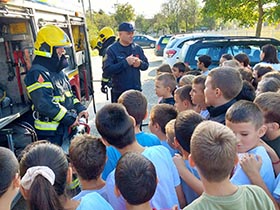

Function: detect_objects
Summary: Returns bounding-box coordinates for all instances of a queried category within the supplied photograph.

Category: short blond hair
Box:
[191,121,237,182]
[165,119,176,145]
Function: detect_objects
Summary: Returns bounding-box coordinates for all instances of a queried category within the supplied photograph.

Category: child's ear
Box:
[13,173,20,189]
[143,110,148,120]
[66,166,73,184]
[258,125,267,138]
[129,116,136,127]
[234,154,239,166]
[173,138,181,149]
[215,88,222,97]
[114,185,121,197]
[183,99,190,109]
[271,122,280,131]
[20,185,29,200]
[101,137,110,146]
[69,163,77,174]
[188,154,196,167]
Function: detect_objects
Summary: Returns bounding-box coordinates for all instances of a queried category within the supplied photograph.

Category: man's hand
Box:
[132,57,141,68]
[126,54,136,66]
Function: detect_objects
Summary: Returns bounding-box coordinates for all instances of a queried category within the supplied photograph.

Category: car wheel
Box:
[150,43,155,48]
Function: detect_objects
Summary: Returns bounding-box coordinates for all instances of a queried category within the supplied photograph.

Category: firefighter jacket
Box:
[24,55,86,136]
[102,41,149,93]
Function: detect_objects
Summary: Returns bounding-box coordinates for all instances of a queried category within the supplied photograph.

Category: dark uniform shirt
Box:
[102,41,149,101]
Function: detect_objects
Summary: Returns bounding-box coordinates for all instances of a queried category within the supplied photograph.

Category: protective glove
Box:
[101,78,109,94]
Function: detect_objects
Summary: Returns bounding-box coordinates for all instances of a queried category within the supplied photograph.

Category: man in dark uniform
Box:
[102,22,149,102]
[24,25,88,146]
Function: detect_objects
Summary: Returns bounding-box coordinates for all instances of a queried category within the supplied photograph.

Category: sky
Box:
[88,0,167,18]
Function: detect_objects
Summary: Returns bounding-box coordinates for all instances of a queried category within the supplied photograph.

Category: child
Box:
[174,85,195,112]
[155,72,177,105]
[225,100,275,193]
[69,134,108,201]
[165,119,176,150]
[184,121,275,210]
[0,147,20,210]
[19,142,113,210]
[179,74,196,87]
[197,55,211,75]
[102,90,161,180]
[172,62,187,83]
[115,152,157,210]
[95,104,185,209]
[156,63,172,75]
[173,110,204,204]
[205,66,242,124]
[254,92,280,158]
[149,104,178,156]
[189,75,209,118]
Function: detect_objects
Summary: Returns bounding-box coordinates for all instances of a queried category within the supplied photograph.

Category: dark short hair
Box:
[221,53,234,61]
[173,62,187,73]
[226,100,263,129]
[174,85,194,106]
[69,134,106,181]
[234,53,250,67]
[95,104,135,149]
[118,90,147,126]
[175,111,204,153]
[235,80,256,102]
[150,104,177,134]
[208,67,243,100]
[0,147,19,197]
[115,152,157,205]
[198,55,212,68]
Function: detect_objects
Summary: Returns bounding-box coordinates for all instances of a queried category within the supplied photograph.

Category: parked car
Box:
[178,36,280,70]
[133,35,157,48]
[163,33,222,67]
[154,34,172,56]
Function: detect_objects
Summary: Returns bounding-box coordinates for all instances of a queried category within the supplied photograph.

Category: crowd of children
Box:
[2,44,280,210]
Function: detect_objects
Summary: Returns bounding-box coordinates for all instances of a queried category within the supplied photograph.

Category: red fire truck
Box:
[0,0,94,152]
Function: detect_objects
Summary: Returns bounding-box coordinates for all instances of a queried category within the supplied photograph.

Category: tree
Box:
[114,3,135,25]
[135,15,151,34]
[202,0,280,37]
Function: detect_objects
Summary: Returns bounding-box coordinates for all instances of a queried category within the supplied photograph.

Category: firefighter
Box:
[24,25,88,146]
[96,27,116,99]
[102,22,149,102]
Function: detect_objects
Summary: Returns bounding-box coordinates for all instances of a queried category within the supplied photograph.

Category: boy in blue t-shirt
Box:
[96,104,186,209]
[149,104,178,157]
[225,100,275,192]
[102,90,161,180]
[173,110,204,204]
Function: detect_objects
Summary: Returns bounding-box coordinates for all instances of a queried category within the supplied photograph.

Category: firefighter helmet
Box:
[34,25,72,58]
[90,36,102,50]
[98,27,115,44]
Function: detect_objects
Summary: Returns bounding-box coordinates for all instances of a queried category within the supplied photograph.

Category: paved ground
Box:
[87,48,163,136]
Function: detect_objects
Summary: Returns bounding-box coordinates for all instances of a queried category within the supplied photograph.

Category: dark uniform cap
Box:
[118,22,135,32]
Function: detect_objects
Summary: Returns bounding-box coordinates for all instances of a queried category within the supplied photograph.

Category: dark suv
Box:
[154,34,172,56]
[178,36,280,70]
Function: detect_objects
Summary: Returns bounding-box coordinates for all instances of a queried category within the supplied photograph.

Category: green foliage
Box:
[202,0,280,36]
[135,15,151,34]
[114,3,136,25]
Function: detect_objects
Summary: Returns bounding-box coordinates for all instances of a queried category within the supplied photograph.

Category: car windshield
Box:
[166,37,178,48]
